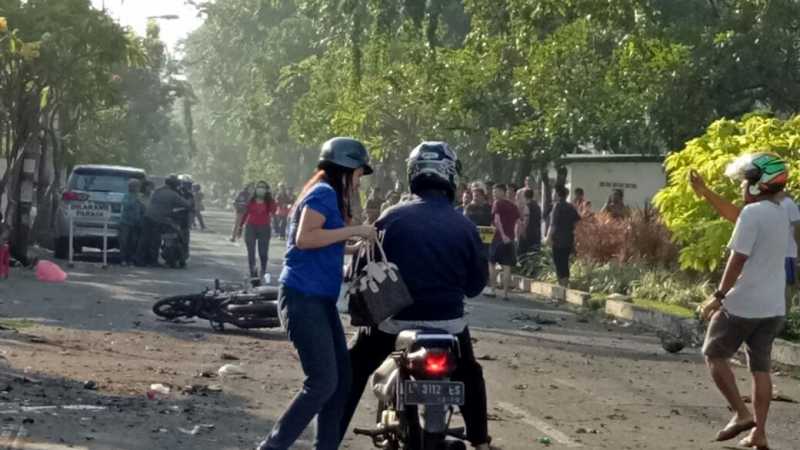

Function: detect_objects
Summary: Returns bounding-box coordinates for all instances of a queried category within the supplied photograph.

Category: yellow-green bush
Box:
[654,114,800,272]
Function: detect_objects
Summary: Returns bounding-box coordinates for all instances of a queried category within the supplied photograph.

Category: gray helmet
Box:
[318,137,373,175]
[407,141,460,200]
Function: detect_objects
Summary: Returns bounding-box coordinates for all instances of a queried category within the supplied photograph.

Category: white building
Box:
[552,154,666,210]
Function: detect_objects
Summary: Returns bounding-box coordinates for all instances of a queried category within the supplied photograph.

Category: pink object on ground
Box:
[35,260,67,282]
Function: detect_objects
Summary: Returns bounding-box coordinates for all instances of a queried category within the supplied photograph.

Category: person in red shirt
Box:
[235,180,277,278]
[487,184,520,299]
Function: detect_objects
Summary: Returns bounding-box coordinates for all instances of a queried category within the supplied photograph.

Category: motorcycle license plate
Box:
[403,380,465,406]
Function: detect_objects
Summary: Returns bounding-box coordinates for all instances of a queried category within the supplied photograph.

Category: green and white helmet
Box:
[725,152,788,196]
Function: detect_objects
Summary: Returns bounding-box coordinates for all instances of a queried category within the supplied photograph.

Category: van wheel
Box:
[54,237,69,259]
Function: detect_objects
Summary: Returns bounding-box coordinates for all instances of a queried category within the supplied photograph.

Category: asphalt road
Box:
[0,209,797,450]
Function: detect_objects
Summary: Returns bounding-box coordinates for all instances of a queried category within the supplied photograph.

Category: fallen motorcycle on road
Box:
[152,279,279,331]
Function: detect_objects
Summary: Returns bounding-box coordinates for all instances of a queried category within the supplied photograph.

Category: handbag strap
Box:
[347,247,360,280]
[374,231,390,264]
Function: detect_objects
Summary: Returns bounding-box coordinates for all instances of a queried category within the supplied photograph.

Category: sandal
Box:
[738,436,770,450]
[715,419,755,441]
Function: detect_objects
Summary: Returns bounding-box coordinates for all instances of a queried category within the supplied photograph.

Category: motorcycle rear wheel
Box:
[153,294,203,319]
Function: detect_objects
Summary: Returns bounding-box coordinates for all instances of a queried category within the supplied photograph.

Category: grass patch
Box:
[0,319,36,330]
[632,298,695,319]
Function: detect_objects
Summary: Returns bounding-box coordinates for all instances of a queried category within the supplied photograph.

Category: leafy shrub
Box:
[630,270,710,308]
[517,246,554,278]
[654,114,800,272]
[781,311,800,343]
[574,206,678,266]
[526,258,709,308]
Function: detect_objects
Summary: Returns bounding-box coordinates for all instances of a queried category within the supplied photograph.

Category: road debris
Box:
[182,384,223,395]
[83,380,97,390]
[178,424,215,436]
[220,353,240,361]
[218,364,246,377]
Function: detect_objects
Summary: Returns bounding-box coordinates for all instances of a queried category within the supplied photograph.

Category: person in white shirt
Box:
[697,153,789,450]
[691,169,800,313]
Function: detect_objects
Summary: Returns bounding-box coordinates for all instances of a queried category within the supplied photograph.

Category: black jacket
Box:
[377,192,488,321]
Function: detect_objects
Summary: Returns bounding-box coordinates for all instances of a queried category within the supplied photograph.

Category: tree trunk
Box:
[516,154,533,186]
[540,167,552,235]
[32,128,52,245]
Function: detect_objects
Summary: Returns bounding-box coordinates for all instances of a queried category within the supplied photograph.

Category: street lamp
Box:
[147,14,180,20]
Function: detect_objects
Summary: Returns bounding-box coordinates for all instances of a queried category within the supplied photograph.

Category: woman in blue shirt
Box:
[258,137,376,450]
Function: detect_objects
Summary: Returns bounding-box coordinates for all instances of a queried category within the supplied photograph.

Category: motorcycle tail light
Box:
[407,349,455,378]
[424,353,450,376]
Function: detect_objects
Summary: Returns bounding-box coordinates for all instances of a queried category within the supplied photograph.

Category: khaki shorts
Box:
[702,310,785,372]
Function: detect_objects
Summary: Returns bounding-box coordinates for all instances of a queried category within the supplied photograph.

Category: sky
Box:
[90,0,205,51]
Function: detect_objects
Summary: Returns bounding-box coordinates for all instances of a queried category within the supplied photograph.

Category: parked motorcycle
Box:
[152,279,280,331]
[354,329,468,450]
[160,207,189,268]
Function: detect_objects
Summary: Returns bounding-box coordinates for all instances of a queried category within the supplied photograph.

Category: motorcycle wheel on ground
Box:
[152,294,202,319]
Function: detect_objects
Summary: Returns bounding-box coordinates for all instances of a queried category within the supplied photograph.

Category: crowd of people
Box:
[451,177,594,297]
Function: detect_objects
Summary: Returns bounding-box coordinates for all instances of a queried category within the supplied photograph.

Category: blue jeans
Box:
[258,286,351,450]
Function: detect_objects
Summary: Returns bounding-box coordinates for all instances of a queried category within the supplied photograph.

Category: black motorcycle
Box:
[354,329,467,450]
[160,207,189,269]
[152,279,280,331]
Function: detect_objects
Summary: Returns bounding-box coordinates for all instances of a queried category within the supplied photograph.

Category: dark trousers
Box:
[192,211,205,229]
[245,223,271,277]
[552,246,572,279]
[258,286,350,450]
[340,326,489,445]
[181,226,190,259]
[274,215,288,239]
[118,224,140,265]
[135,217,161,266]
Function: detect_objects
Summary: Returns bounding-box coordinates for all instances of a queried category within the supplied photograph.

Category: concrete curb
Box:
[604,299,696,335]
[506,276,800,368]
[773,339,800,367]
[604,299,800,368]
[509,276,592,307]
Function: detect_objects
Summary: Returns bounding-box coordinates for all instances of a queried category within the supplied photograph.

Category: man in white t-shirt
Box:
[691,170,800,312]
[696,153,789,450]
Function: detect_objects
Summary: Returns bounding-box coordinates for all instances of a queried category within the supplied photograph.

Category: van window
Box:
[69,170,145,193]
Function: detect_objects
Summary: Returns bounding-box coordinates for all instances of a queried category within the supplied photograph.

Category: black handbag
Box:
[345,232,413,327]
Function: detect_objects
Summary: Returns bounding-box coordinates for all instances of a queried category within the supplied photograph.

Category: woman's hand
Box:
[351,225,377,242]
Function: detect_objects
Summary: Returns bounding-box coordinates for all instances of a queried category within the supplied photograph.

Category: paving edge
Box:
[504,277,800,368]
[604,299,800,368]
[508,275,590,307]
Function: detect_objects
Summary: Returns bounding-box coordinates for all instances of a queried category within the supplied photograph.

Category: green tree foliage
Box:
[184,0,800,196]
[654,114,800,272]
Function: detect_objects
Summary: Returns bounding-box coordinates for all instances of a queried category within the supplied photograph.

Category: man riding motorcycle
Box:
[340,142,492,449]
[136,175,191,267]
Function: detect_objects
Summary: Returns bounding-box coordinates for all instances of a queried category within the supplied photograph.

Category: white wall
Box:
[566,161,666,210]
